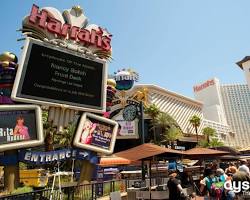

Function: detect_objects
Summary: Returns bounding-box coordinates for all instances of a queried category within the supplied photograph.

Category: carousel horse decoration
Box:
[131,88,149,107]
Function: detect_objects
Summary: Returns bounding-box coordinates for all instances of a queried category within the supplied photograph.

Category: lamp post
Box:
[139,101,146,182]
[140,101,145,144]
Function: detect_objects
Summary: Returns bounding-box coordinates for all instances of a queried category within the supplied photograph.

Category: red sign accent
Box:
[193,79,215,92]
[29,5,111,51]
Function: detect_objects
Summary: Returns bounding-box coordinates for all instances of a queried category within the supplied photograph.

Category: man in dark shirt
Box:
[167,170,183,200]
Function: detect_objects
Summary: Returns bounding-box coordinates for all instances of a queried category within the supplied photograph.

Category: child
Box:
[14,116,30,140]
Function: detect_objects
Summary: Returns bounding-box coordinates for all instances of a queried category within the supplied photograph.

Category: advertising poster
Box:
[0,105,43,151]
[73,113,118,154]
[113,114,139,139]
[12,38,107,113]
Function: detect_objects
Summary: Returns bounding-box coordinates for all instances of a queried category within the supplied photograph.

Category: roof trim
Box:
[236,56,250,69]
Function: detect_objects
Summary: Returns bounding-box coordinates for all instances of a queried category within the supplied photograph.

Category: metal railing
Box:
[0,179,127,200]
[0,177,169,200]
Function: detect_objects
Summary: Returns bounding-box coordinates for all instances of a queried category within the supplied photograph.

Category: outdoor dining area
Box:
[98,143,240,200]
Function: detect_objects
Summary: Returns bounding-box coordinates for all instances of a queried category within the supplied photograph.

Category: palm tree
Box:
[145,104,183,146]
[202,127,216,143]
[164,126,183,147]
[189,115,201,143]
[198,139,209,148]
[209,138,224,147]
[153,112,182,145]
[54,123,76,147]
[43,110,56,151]
[145,104,160,122]
[154,112,180,130]
[145,104,160,143]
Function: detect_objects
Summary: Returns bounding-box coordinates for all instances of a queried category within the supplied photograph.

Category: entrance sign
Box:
[73,113,118,154]
[0,105,43,151]
[11,38,107,113]
[18,148,98,165]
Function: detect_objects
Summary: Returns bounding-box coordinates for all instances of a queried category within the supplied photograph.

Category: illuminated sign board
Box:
[113,114,139,139]
[12,38,107,113]
[0,105,43,151]
[28,4,112,52]
[73,113,118,154]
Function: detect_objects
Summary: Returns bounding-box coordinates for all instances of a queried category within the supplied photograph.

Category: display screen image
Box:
[0,105,43,151]
[0,110,37,145]
[80,117,113,150]
[73,113,118,154]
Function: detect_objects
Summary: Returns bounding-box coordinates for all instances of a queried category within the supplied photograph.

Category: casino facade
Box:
[112,83,205,152]
[132,84,204,134]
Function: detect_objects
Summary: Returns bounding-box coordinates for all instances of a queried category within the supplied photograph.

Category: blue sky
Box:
[0,0,249,98]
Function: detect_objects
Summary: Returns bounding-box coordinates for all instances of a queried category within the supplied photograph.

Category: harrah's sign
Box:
[28,5,111,51]
[193,79,215,92]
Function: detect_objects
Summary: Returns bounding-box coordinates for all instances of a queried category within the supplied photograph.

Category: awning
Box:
[178,135,205,143]
[99,143,184,166]
[182,159,199,166]
[185,147,228,156]
[210,146,240,155]
[114,143,183,161]
[238,146,250,152]
[99,156,132,166]
[178,137,198,143]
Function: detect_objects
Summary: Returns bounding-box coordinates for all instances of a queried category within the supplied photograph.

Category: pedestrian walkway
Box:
[97,192,127,200]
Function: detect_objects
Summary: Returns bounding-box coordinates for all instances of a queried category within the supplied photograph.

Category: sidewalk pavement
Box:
[97,192,127,200]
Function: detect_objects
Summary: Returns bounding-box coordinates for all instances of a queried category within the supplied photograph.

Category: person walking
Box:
[167,170,185,200]
[200,169,217,200]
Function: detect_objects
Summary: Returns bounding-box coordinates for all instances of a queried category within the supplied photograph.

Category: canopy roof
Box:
[236,56,250,69]
[114,143,184,161]
[99,143,184,166]
[238,146,250,152]
[185,147,228,156]
[99,156,132,166]
[210,146,240,155]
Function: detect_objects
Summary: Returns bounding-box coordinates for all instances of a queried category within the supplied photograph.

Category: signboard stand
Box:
[50,162,63,200]
[3,4,114,190]
[71,159,75,182]
[3,150,19,192]
[78,160,95,185]
[96,166,104,196]
[48,106,75,132]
